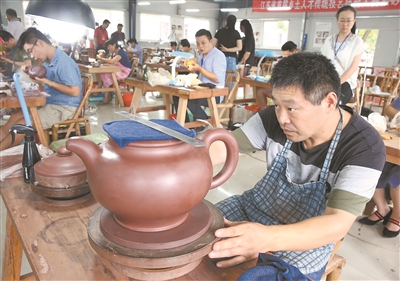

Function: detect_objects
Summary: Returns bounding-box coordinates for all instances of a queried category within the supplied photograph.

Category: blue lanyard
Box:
[334,33,351,59]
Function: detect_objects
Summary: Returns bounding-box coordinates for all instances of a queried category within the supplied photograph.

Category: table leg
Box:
[162,94,171,119]
[111,73,124,107]
[29,107,49,148]
[176,98,188,125]
[130,87,144,114]
[2,212,23,281]
[253,86,260,105]
[207,97,220,128]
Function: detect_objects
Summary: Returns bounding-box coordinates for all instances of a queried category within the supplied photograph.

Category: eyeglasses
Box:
[26,39,38,54]
[339,19,354,24]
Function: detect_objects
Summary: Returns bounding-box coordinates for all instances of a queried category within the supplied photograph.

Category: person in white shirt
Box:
[5,9,25,40]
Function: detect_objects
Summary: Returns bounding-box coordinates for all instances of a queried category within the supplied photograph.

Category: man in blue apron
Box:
[208,52,386,280]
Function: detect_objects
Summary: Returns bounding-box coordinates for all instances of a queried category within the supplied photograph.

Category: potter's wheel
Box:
[30,182,92,207]
[88,200,223,281]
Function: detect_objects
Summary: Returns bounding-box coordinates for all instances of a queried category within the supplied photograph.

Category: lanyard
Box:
[334,33,351,59]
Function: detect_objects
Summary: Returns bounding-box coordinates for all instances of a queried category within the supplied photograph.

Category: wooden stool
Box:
[321,239,346,280]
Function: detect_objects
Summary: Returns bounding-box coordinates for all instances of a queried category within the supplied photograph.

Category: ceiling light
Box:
[26,0,95,29]
[351,1,388,7]
[138,1,151,5]
[186,9,200,12]
[169,0,186,4]
[267,6,292,11]
[220,8,239,12]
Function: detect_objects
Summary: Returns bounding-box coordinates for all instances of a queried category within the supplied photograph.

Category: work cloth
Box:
[103,119,196,148]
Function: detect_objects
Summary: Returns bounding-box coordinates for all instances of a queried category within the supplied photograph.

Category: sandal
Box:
[358,208,392,225]
[383,218,400,238]
[98,100,111,105]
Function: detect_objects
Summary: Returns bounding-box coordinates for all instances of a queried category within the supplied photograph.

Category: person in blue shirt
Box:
[96,37,131,104]
[127,38,143,65]
[173,29,226,123]
[0,27,81,151]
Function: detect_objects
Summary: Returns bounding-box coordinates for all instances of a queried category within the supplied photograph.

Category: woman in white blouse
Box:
[321,5,364,105]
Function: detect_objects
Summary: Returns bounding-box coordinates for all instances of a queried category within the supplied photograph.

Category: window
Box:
[183,18,210,43]
[262,21,289,49]
[357,29,379,67]
[140,13,170,41]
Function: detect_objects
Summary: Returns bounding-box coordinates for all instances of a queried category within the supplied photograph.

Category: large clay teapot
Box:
[66,128,238,232]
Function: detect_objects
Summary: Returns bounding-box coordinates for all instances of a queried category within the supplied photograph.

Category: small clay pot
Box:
[25,65,47,79]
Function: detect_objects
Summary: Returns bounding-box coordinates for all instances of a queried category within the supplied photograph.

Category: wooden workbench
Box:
[383,128,400,165]
[239,77,271,106]
[124,78,229,128]
[0,94,48,148]
[77,64,124,106]
[0,177,255,281]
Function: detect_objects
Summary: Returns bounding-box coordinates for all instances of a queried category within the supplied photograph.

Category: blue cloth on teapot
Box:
[103,119,196,148]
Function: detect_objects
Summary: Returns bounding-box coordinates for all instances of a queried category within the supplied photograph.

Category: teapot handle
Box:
[198,128,239,189]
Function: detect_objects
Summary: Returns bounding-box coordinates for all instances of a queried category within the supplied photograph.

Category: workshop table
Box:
[239,77,271,106]
[0,94,48,147]
[1,177,256,281]
[77,64,124,106]
[124,78,229,128]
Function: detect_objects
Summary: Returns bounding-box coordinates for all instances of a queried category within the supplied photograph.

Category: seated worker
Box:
[180,38,197,59]
[0,30,35,79]
[359,98,400,238]
[170,41,178,52]
[96,37,131,105]
[126,38,143,64]
[0,28,81,151]
[173,29,226,123]
[256,41,299,110]
[208,52,386,280]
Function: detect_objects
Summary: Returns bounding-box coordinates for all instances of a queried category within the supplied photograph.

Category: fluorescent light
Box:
[186,9,199,12]
[267,6,292,11]
[351,1,388,7]
[220,8,238,12]
[169,0,186,4]
[138,1,151,5]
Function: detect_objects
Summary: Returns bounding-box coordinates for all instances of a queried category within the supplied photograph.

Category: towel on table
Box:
[103,119,196,148]
[238,253,311,281]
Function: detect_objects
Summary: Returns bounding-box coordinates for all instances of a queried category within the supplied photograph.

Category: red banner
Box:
[252,0,400,12]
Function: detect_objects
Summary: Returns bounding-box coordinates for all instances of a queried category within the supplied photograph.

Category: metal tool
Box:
[115,111,205,147]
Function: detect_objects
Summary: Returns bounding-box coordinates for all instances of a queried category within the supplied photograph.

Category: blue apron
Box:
[217,109,343,275]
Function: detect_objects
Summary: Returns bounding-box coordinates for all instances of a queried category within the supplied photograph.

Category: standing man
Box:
[173,29,226,123]
[94,19,110,54]
[208,52,385,280]
[0,28,82,151]
[111,23,125,44]
[4,9,25,39]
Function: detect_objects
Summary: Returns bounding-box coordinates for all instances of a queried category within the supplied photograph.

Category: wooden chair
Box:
[260,60,273,76]
[217,70,240,129]
[85,47,96,59]
[362,69,400,115]
[45,73,93,142]
[322,239,346,281]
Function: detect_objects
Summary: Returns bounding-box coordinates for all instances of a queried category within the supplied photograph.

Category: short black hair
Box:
[105,37,120,48]
[127,38,138,44]
[170,41,178,47]
[180,39,190,47]
[0,30,14,42]
[195,29,212,40]
[103,19,110,24]
[269,52,341,106]
[117,23,123,27]
[281,41,297,52]
[6,9,17,17]
[18,28,52,49]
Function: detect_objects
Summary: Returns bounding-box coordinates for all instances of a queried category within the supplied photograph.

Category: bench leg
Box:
[2,212,23,281]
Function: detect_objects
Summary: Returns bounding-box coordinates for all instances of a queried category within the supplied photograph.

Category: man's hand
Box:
[220,44,229,52]
[187,62,201,72]
[208,218,266,268]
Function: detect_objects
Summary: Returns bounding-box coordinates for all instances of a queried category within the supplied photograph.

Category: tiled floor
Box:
[0,91,399,280]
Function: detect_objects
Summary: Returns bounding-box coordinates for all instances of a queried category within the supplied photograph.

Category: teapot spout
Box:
[66,137,101,171]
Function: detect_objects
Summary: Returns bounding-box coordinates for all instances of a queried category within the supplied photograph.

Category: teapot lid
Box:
[34,146,86,177]
[103,119,196,148]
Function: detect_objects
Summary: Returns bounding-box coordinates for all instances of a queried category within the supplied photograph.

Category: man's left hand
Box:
[208,218,267,268]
